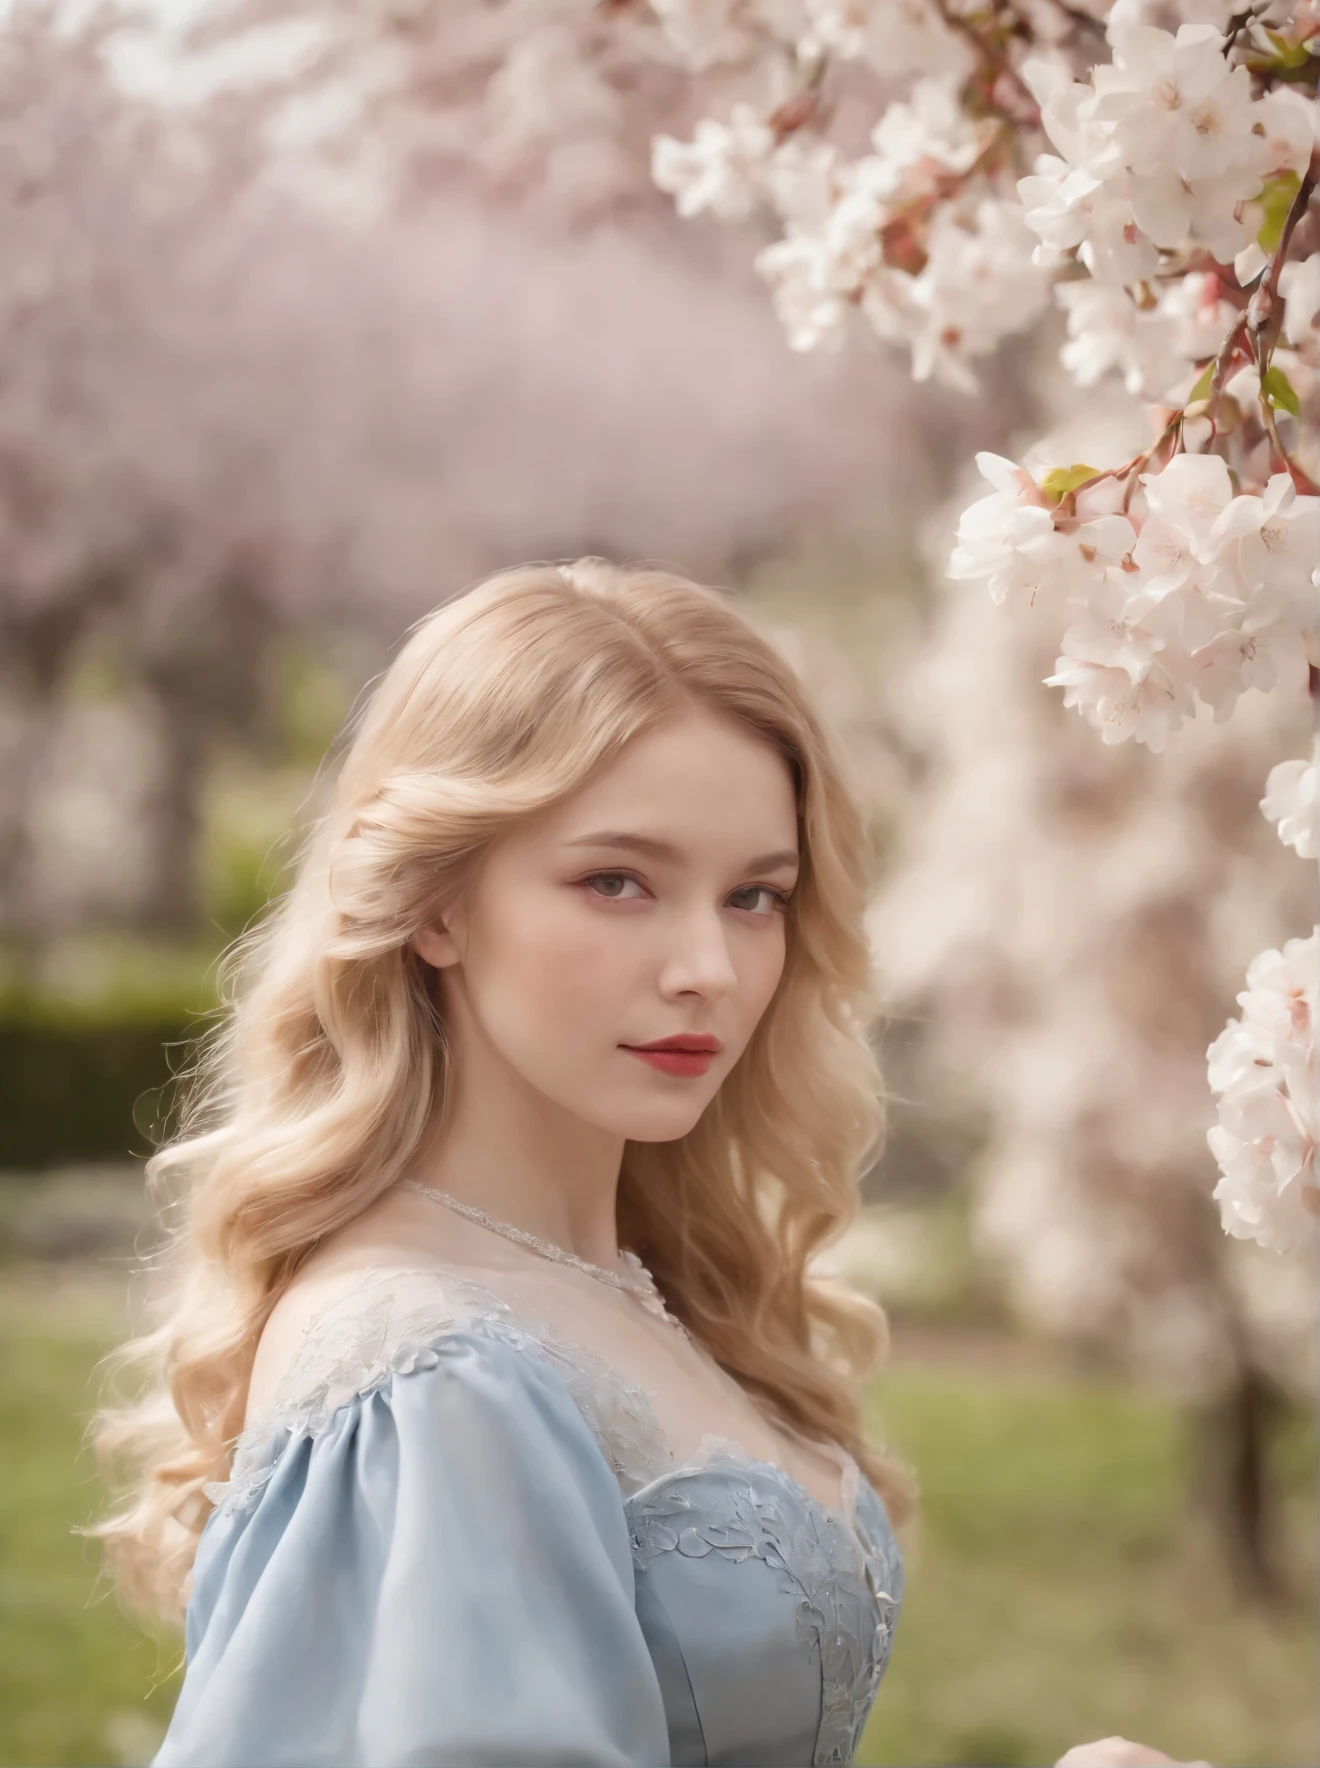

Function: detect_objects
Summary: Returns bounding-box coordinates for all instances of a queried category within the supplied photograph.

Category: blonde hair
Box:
[82,556,917,1629]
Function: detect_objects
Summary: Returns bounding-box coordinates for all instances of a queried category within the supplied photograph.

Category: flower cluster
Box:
[1054,271,1240,404]
[654,72,1053,385]
[640,0,1320,1263]
[1208,932,1319,1254]
[1018,25,1316,282]
[949,451,1320,750]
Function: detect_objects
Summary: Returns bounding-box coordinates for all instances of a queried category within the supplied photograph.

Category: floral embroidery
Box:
[203,1264,903,1766]
[628,1452,902,1766]
[206,1267,670,1512]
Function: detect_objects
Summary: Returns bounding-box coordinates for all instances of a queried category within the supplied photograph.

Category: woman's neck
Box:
[401,1088,628,1270]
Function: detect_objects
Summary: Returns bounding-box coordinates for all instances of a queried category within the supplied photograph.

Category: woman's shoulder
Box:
[211,1253,673,1522]
[244,1253,516,1433]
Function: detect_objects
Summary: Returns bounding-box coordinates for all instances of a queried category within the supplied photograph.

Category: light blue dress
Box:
[152,1265,904,1768]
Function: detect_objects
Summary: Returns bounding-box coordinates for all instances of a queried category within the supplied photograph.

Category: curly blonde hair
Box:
[82,556,917,1629]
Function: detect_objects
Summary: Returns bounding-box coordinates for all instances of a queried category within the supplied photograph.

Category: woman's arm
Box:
[155,1330,672,1768]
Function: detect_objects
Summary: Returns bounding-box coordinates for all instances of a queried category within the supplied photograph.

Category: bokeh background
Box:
[1,2,1315,1764]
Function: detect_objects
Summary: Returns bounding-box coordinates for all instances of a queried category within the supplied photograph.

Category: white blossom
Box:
[1208,472,1320,637]
[1018,28,1313,282]
[1096,23,1260,184]
[947,451,1069,605]
[755,228,854,350]
[646,0,776,69]
[747,77,1040,378]
[1280,253,1320,350]
[1056,271,1237,401]
[760,132,841,229]
[800,0,869,58]
[799,0,976,78]
[1261,751,1319,859]
[1208,932,1319,1254]
[953,451,1319,749]
[652,104,777,218]
[861,197,1053,391]
[1046,604,1196,751]
[865,73,989,193]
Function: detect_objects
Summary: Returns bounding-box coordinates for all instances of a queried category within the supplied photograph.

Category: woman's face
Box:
[413,707,800,1143]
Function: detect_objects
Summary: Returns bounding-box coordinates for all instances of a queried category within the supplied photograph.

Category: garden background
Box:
[1,1,1315,1763]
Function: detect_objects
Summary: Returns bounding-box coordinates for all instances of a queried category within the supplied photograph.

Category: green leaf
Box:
[1263,364,1301,417]
[1039,463,1100,504]
[1185,362,1215,405]
[1255,170,1302,253]
[1263,29,1312,69]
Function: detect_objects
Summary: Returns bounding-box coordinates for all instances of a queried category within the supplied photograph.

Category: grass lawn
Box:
[0,1270,1314,1768]
[860,1347,1317,1767]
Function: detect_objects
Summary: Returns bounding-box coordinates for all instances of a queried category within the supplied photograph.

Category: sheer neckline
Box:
[236,1257,865,1537]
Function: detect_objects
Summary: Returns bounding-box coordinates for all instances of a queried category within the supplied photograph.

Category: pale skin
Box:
[255,705,1211,1768]
[395,702,801,1268]
[251,704,800,1348]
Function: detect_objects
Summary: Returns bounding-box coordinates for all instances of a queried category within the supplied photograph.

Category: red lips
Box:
[625,1034,723,1053]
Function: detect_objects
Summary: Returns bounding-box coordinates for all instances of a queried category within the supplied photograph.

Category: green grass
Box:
[0,1281,1314,1767]
[0,1314,185,1767]
[859,1364,1317,1767]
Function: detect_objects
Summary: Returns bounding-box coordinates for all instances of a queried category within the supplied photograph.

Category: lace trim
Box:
[205,1266,672,1513]
[202,1263,901,1766]
[628,1454,901,1766]
[206,1264,867,1537]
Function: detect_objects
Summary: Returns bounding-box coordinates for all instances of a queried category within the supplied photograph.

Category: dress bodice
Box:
[159,1262,904,1768]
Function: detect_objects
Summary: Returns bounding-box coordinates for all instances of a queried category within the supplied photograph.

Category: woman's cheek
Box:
[748,932,788,1020]
[515,899,623,1010]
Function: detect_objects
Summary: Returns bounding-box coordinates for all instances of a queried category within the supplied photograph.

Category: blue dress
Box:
[152,1264,904,1768]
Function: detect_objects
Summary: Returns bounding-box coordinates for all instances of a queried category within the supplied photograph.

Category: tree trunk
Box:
[1187,1366,1298,1611]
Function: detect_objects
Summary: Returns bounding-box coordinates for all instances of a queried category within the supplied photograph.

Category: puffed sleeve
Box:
[153,1330,672,1768]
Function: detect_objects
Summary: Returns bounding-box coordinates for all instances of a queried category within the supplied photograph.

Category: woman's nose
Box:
[661,911,739,997]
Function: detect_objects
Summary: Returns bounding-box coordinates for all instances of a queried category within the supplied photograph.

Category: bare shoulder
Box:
[244,1214,440,1431]
[245,1264,362,1431]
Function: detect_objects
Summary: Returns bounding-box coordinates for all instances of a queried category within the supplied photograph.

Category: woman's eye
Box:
[584,872,645,901]
[731,885,791,916]
[582,874,789,915]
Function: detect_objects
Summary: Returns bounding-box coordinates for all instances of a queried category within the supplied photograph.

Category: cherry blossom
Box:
[647,0,779,70]
[1055,273,1239,402]
[1208,933,1319,1254]
[180,0,1316,1271]
[863,198,1053,391]
[1261,752,1319,860]
[652,104,777,218]
[870,528,1318,1404]
[946,453,1068,607]
[617,0,1320,1288]
[1018,28,1316,280]
[798,0,975,77]
[951,450,1319,752]
[1280,255,1320,350]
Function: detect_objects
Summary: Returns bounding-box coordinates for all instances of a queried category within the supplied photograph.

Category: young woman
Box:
[85,558,1208,1768]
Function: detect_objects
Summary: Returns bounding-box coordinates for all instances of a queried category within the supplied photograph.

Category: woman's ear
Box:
[410,924,459,969]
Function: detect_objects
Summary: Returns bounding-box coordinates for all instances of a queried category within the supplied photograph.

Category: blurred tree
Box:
[0,0,1014,947]
[868,403,1318,1604]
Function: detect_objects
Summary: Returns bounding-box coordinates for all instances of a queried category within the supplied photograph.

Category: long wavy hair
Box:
[82,556,917,1630]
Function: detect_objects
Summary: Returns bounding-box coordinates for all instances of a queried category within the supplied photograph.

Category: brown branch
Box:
[1059,163,1319,509]
[1248,161,1319,361]
[930,0,1042,128]
[1203,308,1253,431]
[1252,376,1318,492]
[1246,321,1320,494]
[1051,404,1184,519]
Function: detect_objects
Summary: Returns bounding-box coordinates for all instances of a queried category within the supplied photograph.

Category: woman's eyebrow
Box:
[563,830,800,872]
